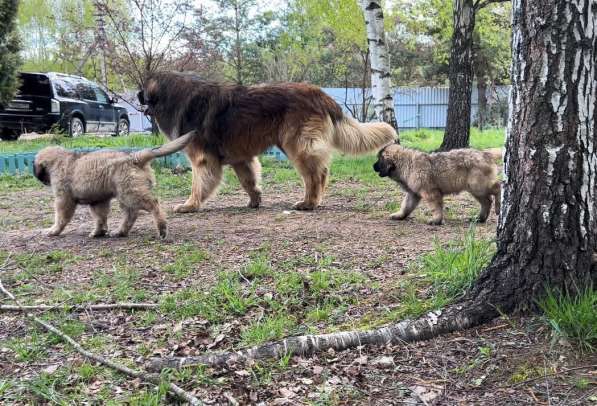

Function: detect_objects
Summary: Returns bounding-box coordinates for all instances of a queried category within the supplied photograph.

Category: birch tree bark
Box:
[360,0,398,132]
[148,0,597,369]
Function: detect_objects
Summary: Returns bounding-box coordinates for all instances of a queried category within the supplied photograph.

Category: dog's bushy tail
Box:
[331,117,397,155]
[133,130,195,166]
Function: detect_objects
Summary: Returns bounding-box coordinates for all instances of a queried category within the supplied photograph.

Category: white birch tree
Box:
[360,0,398,131]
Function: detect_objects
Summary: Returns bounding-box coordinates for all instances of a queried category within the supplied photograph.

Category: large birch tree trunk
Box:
[360,0,399,132]
[439,0,476,151]
[147,0,597,370]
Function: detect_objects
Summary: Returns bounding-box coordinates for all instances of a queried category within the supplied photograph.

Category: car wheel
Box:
[116,118,129,136]
[69,116,85,137]
[0,129,19,141]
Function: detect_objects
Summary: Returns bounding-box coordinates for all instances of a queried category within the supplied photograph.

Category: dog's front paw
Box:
[173,203,199,213]
[389,212,407,221]
[292,201,316,211]
[46,227,62,236]
[111,230,129,238]
[474,216,488,224]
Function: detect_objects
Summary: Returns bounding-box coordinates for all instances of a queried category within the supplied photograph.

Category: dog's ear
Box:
[137,90,145,105]
[33,161,50,185]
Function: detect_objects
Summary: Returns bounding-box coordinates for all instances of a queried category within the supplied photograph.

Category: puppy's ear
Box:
[34,162,50,185]
[137,90,145,105]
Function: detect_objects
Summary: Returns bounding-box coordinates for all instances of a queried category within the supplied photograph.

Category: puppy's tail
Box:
[132,130,196,166]
[331,117,397,155]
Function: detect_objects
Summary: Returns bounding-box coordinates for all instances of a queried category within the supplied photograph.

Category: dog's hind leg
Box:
[289,152,330,210]
[48,196,76,236]
[491,181,502,215]
[143,198,167,238]
[174,152,222,213]
[390,192,421,220]
[114,206,139,237]
[232,157,262,208]
[89,200,110,237]
[421,190,444,225]
[472,194,492,223]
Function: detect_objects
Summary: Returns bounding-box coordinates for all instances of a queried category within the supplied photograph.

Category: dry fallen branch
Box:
[0,279,201,405]
[0,303,159,312]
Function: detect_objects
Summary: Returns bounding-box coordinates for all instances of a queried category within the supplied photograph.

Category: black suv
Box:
[0,72,130,140]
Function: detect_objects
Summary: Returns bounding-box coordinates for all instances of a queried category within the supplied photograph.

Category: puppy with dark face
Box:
[34,132,194,238]
[373,144,501,225]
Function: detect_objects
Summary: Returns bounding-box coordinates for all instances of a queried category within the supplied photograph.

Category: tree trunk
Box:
[360,0,399,132]
[470,0,597,312]
[476,77,487,131]
[146,0,597,371]
[439,0,476,151]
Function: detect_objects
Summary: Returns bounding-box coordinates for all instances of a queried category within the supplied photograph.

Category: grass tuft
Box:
[537,284,596,353]
[420,226,494,299]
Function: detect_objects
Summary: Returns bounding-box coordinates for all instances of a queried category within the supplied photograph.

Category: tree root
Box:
[147,301,495,371]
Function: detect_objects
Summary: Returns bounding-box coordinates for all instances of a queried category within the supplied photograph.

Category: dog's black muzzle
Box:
[373,160,390,177]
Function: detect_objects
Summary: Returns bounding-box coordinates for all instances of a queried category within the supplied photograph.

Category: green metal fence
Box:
[0,147,287,176]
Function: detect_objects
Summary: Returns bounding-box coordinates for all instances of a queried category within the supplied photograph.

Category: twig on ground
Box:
[0,303,159,312]
[0,278,201,405]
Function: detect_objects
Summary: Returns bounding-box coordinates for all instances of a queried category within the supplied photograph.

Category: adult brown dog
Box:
[373,143,501,225]
[34,132,194,238]
[138,72,397,212]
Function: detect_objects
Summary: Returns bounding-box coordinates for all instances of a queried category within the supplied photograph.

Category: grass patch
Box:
[241,314,297,346]
[353,227,494,329]
[1,250,79,283]
[538,284,596,353]
[163,243,209,279]
[0,133,164,154]
[420,226,495,299]
[400,127,505,152]
[160,271,256,321]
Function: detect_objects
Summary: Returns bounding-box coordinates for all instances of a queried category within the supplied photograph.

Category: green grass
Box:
[0,133,164,154]
[400,128,505,152]
[163,243,209,279]
[241,314,297,346]
[352,227,494,330]
[538,284,596,353]
[420,226,495,299]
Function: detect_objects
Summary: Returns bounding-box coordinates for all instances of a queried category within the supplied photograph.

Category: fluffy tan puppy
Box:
[34,132,194,238]
[373,143,501,225]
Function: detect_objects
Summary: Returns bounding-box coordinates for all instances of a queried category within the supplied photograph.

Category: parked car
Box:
[0,72,130,140]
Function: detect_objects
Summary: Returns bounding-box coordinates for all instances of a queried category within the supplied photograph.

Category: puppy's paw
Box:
[427,218,443,226]
[173,203,199,213]
[389,212,407,221]
[89,229,108,238]
[292,201,316,211]
[475,216,488,224]
[111,230,129,238]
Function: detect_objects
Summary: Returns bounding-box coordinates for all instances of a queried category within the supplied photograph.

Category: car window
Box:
[93,86,109,104]
[18,74,52,97]
[75,81,97,101]
[52,78,80,99]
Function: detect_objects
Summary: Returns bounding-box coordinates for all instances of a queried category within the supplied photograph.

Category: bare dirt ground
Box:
[0,178,595,405]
